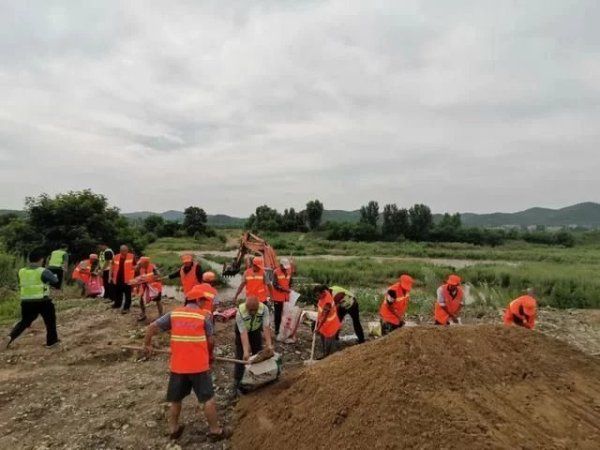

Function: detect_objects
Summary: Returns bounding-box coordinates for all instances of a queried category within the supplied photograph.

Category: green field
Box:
[1,231,599,323]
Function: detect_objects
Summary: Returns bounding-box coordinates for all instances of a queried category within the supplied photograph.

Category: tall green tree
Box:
[183,206,208,236]
[382,204,409,239]
[246,205,282,231]
[359,201,379,227]
[1,190,144,259]
[305,200,324,230]
[407,203,433,241]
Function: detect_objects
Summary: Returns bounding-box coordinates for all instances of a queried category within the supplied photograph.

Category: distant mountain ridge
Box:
[4,202,600,228]
[459,202,600,228]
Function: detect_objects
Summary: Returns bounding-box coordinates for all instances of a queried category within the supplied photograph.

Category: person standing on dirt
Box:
[434,275,464,326]
[143,285,231,442]
[504,290,537,330]
[167,254,204,296]
[331,285,365,343]
[98,243,114,300]
[233,296,273,393]
[199,271,218,313]
[379,274,414,335]
[47,244,68,290]
[272,258,293,336]
[5,248,60,349]
[233,256,272,304]
[72,254,101,297]
[133,256,163,322]
[314,285,342,358]
[110,245,136,314]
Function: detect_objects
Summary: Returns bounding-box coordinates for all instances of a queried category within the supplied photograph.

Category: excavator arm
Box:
[222,232,279,277]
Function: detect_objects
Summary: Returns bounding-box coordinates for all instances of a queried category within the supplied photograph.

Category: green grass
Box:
[146,235,228,253]
[293,257,600,310]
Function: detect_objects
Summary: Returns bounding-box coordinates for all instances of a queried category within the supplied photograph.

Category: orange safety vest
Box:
[170,306,209,374]
[180,263,201,295]
[72,259,97,284]
[317,291,341,338]
[197,283,217,312]
[139,263,163,293]
[434,284,464,325]
[112,253,135,284]
[244,268,268,302]
[504,296,536,330]
[272,267,291,302]
[379,282,410,326]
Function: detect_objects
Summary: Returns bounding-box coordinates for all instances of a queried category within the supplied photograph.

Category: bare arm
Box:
[144,323,160,354]
[233,279,246,302]
[240,330,251,360]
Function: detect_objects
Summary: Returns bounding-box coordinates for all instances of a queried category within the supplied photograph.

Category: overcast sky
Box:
[1,0,599,216]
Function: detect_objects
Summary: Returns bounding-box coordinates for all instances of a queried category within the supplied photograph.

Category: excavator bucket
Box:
[222,261,241,277]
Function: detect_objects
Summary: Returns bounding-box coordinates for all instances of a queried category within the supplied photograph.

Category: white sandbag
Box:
[289,290,301,305]
[277,302,302,342]
[241,353,282,390]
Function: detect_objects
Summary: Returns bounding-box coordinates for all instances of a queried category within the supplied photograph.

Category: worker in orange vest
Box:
[110,245,136,313]
[314,285,342,358]
[504,292,537,330]
[133,256,164,322]
[234,256,273,304]
[272,258,293,336]
[72,254,101,296]
[144,285,230,442]
[199,271,218,314]
[167,254,204,296]
[379,274,414,335]
[434,274,464,325]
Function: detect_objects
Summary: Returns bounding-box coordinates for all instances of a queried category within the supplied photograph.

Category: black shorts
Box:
[166,371,214,403]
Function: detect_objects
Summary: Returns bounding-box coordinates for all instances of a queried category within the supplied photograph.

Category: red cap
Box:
[399,274,414,291]
[447,275,461,286]
[186,285,210,302]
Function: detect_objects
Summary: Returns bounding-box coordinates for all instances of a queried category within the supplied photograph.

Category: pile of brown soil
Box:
[233,325,600,449]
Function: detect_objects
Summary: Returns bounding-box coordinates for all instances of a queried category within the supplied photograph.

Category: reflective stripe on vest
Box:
[19,267,49,301]
[112,253,135,283]
[238,302,266,332]
[244,269,267,301]
[48,250,66,268]
[170,307,209,374]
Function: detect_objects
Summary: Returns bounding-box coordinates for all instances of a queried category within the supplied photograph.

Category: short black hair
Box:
[313,284,330,295]
[28,248,45,263]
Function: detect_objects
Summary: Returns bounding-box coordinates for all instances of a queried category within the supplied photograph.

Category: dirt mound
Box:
[233,325,600,450]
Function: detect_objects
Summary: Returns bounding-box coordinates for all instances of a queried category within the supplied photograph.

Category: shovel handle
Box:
[121,345,249,364]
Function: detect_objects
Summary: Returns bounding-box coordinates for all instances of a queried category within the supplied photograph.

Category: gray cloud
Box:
[1,0,599,216]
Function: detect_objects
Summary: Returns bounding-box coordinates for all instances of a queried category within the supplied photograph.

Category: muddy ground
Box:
[1,268,599,449]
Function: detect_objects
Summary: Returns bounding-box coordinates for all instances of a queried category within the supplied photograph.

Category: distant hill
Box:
[7,202,600,229]
[121,210,245,227]
[459,202,600,228]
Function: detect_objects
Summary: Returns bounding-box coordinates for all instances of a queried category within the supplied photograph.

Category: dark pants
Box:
[234,326,263,386]
[273,301,284,336]
[10,299,58,346]
[47,267,64,289]
[337,301,365,343]
[381,320,404,336]
[102,271,111,299]
[112,283,132,310]
[320,335,337,358]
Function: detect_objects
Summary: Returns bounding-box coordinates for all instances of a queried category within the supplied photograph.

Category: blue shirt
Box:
[154,303,214,337]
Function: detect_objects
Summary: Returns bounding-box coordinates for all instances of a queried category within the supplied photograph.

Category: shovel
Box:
[121,345,250,365]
